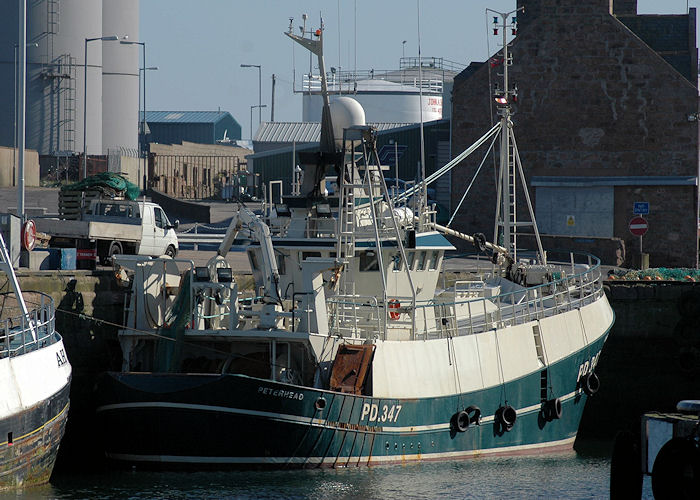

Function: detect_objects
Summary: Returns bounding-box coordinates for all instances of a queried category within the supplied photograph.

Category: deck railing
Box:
[0,292,59,358]
[326,251,604,341]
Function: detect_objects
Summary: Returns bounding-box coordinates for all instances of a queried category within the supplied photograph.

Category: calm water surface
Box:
[11,445,655,499]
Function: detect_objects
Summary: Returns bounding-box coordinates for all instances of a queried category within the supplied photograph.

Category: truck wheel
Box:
[108,241,123,264]
[165,245,177,258]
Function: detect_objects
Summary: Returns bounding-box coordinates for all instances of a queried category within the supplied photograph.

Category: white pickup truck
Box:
[36,199,179,264]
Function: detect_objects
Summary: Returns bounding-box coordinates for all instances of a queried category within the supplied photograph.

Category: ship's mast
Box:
[286,17,335,154]
[488,8,545,265]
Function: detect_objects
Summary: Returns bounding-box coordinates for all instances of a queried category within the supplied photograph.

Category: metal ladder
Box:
[56,54,76,154]
[507,137,518,255]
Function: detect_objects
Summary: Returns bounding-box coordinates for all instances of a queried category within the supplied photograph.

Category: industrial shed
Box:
[146,111,242,146]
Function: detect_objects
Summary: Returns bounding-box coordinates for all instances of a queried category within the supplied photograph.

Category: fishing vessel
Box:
[95,13,613,467]
[0,231,72,487]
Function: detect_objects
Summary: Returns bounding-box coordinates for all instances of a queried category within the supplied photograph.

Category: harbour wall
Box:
[578,280,700,441]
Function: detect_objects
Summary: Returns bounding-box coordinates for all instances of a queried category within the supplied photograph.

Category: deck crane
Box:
[212,204,282,306]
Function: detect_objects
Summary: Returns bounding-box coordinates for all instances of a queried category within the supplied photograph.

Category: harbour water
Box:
[20,441,653,499]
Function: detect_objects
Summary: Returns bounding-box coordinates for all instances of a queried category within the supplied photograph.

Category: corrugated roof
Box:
[254,121,413,143]
[146,111,236,124]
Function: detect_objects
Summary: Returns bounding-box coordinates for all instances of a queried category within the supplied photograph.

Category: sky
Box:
[139,0,698,141]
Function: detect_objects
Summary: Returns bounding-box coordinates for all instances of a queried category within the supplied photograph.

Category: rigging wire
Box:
[447,128,500,227]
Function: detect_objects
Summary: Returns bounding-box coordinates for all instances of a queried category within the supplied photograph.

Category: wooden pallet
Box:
[58,188,121,219]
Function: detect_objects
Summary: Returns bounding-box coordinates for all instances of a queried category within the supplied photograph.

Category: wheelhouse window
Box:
[359,250,379,271]
[248,250,259,270]
[301,251,322,261]
[428,251,440,271]
[277,254,286,275]
[392,253,402,272]
[417,251,427,271]
[406,251,415,271]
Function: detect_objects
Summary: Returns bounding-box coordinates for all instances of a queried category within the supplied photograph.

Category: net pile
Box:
[60,172,141,200]
[608,268,700,281]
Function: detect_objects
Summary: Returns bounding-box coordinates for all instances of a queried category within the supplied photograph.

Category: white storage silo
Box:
[102,0,140,154]
[27,0,104,156]
[302,80,443,124]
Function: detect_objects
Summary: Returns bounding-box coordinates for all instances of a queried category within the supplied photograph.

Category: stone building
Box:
[451,0,699,267]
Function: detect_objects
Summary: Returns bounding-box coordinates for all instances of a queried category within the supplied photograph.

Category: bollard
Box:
[641,253,649,270]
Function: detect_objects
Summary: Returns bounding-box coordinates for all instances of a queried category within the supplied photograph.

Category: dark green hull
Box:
[96,334,607,467]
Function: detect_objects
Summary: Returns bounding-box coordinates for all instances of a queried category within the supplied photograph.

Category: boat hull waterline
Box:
[96,334,607,467]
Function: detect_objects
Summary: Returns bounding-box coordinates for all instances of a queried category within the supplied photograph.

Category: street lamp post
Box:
[83,35,123,180]
[120,40,149,190]
[250,104,267,141]
[241,64,262,125]
[138,66,157,191]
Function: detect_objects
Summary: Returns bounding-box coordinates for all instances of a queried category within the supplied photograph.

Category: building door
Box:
[535,186,613,237]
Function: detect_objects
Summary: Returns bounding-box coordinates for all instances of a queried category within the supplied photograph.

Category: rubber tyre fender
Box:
[465,405,481,425]
[582,372,600,396]
[452,410,470,432]
[544,398,562,421]
[472,232,487,253]
[496,404,517,431]
[651,437,700,500]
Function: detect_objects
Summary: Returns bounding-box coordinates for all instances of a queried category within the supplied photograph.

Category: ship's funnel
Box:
[330,97,366,149]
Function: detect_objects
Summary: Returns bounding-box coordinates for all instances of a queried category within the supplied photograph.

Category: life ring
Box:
[496,404,517,432]
[22,220,36,251]
[582,372,600,396]
[388,299,401,320]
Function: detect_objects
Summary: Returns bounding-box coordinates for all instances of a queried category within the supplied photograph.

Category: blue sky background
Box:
[139,1,697,140]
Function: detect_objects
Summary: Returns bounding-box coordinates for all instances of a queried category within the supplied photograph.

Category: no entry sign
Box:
[629,216,648,236]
